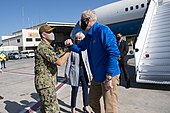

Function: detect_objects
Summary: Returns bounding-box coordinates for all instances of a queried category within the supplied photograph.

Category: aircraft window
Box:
[130,6,133,10]
[125,8,128,12]
[136,5,139,9]
[141,4,145,8]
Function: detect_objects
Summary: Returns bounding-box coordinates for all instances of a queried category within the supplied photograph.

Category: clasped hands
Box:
[65,39,113,90]
[65,39,73,47]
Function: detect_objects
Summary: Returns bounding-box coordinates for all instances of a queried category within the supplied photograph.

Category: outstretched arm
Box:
[56,50,71,66]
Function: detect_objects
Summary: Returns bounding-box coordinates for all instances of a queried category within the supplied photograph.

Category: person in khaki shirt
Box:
[34,25,70,113]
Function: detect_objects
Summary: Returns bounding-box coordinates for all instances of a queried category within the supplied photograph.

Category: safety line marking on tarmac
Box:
[3,71,34,76]
[19,79,68,113]
[2,65,33,71]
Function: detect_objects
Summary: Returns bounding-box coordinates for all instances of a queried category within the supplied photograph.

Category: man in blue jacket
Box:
[65,9,120,113]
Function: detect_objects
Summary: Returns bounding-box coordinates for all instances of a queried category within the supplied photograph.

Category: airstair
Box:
[135,0,170,84]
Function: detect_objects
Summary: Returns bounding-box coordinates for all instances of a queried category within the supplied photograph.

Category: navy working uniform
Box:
[34,41,59,113]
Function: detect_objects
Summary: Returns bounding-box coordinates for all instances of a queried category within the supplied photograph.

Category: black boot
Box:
[0,96,4,100]
[125,79,130,88]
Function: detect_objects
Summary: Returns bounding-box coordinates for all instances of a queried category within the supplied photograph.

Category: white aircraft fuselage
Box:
[94,0,149,36]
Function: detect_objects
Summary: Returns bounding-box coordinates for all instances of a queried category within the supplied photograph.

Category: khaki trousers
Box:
[89,75,119,113]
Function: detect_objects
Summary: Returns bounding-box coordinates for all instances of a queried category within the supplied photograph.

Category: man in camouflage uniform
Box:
[34,25,70,113]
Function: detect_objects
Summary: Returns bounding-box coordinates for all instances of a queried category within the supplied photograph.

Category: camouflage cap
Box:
[39,25,55,35]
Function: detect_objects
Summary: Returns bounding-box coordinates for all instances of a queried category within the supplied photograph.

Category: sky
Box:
[0,0,118,37]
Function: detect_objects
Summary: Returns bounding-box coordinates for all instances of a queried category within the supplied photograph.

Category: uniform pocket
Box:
[35,74,53,89]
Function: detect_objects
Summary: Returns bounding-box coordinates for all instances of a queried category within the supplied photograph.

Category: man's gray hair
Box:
[81,9,97,21]
[75,31,85,39]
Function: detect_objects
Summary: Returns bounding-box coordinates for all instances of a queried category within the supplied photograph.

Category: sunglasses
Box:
[81,17,90,22]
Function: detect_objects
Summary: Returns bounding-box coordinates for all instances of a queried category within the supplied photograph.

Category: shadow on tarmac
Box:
[57,76,70,85]
[31,93,39,101]
[57,78,88,113]
[4,100,36,113]
[4,100,24,113]
[120,55,170,91]
[4,55,170,113]
[58,99,84,113]
[4,93,39,113]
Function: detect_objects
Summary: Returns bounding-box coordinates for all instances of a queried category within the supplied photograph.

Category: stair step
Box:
[140,65,170,72]
[150,26,170,32]
[157,3,170,9]
[135,0,170,85]
[146,44,170,49]
[149,28,170,34]
[163,2,170,5]
[140,58,170,66]
[146,37,170,43]
[139,72,170,76]
[137,74,170,84]
[152,15,170,22]
[145,43,170,48]
[156,6,170,11]
[155,14,170,19]
[140,52,170,59]
[144,46,170,53]
[149,24,170,31]
[148,32,170,38]
[155,8,170,15]
[156,10,170,14]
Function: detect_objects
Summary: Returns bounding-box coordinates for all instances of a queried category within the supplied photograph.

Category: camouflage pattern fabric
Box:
[37,85,59,113]
[34,41,59,113]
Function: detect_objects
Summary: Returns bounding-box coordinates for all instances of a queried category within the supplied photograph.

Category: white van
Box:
[21,50,35,58]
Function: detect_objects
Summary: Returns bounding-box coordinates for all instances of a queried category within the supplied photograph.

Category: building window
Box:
[36,38,41,41]
[17,39,20,43]
[26,38,32,42]
[136,5,139,9]
[141,4,145,8]
[130,6,133,10]
[125,8,128,12]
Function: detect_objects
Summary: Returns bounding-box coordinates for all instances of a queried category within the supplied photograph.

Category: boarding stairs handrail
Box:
[135,0,158,73]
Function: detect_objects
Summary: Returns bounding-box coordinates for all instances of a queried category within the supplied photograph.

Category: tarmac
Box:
[0,56,170,113]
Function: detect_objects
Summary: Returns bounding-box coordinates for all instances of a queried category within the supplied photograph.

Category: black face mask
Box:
[116,37,121,41]
[75,40,81,44]
[81,20,87,31]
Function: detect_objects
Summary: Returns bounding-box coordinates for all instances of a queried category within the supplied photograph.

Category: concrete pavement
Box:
[0,57,170,113]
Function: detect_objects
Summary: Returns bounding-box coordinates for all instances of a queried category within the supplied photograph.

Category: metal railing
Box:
[135,0,158,74]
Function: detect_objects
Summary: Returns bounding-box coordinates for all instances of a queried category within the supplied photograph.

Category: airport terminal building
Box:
[1,22,75,52]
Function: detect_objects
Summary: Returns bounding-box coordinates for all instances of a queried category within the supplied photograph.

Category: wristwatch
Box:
[105,77,112,82]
